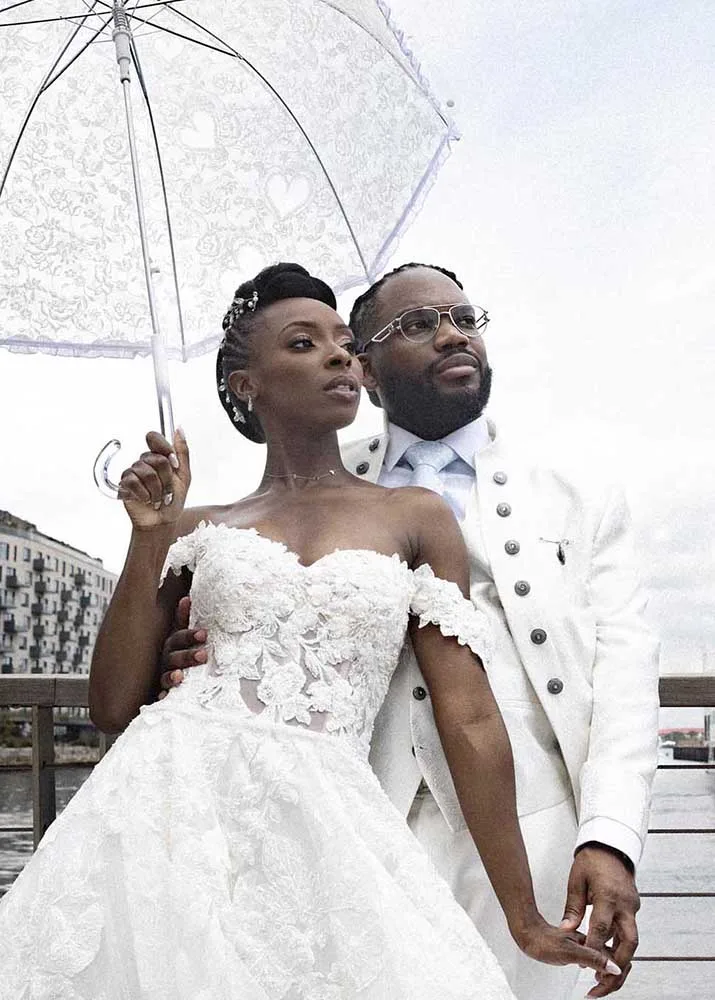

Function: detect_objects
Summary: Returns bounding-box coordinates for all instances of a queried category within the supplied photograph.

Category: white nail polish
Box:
[605,960,621,975]
[163,493,173,506]
[168,452,179,470]
[153,501,162,511]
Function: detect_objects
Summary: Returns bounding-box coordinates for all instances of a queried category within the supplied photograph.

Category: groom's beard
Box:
[379,364,493,441]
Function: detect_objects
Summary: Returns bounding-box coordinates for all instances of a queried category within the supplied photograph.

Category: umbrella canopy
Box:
[0,0,458,362]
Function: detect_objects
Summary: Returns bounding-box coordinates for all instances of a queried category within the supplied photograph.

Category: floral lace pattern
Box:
[0,524,511,1000]
[160,523,491,757]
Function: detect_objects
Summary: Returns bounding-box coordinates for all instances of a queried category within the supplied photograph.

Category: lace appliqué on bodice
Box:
[161,523,492,757]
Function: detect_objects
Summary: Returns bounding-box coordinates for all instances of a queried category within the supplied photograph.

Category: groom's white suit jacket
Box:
[341,420,660,865]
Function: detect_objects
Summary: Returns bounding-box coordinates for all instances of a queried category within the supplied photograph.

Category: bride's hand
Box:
[118,429,191,531]
[514,915,621,976]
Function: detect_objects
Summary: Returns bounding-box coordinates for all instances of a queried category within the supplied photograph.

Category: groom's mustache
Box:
[427,349,483,378]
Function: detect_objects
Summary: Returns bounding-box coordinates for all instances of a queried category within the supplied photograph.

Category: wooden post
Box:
[31,705,56,848]
[98,731,117,758]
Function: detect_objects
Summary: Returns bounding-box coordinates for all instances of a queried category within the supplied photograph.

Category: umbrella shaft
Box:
[114,22,175,441]
[152,335,175,441]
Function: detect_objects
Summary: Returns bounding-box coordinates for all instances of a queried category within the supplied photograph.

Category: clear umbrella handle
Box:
[93,439,123,499]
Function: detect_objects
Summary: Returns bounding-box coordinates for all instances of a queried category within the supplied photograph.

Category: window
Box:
[0,542,8,559]
[23,547,30,561]
[62,561,66,576]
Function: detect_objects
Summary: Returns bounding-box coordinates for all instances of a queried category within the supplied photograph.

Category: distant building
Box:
[0,510,117,675]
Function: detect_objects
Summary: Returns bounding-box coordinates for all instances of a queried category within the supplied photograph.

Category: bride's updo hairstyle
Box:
[217,262,337,443]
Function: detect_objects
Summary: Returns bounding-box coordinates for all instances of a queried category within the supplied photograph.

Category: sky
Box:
[1,0,713,687]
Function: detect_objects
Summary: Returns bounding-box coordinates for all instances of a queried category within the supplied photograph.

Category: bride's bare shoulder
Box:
[384,485,457,524]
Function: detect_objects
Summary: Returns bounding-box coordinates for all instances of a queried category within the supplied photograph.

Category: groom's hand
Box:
[560,844,640,997]
[157,596,207,699]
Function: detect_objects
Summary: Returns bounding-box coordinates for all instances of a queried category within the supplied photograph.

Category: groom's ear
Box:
[357,351,378,392]
[357,351,383,409]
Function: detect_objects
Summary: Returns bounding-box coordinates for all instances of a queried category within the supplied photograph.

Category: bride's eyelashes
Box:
[288,336,358,354]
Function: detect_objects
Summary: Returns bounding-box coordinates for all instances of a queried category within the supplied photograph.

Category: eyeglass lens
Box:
[399,305,487,343]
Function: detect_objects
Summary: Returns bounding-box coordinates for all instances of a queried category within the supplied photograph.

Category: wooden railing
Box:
[1,673,714,973]
[0,675,109,846]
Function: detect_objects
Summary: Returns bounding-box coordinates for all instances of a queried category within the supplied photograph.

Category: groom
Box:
[160,262,660,1000]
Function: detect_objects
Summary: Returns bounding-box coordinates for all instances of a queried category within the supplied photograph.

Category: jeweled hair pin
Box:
[217,374,247,425]
[223,289,259,331]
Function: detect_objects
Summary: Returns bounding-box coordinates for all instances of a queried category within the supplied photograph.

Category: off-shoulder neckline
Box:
[185,520,422,573]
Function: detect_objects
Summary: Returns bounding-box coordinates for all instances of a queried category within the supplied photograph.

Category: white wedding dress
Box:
[0,522,515,1000]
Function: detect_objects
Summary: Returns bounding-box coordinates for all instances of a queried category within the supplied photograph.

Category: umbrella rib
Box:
[164,7,372,281]
[0,0,187,27]
[128,32,188,360]
[316,0,450,130]
[0,6,110,199]
[41,14,115,91]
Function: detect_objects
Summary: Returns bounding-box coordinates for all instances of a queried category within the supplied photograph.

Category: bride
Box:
[0,263,617,999]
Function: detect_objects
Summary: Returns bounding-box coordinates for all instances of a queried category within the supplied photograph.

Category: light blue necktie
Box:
[402,440,457,495]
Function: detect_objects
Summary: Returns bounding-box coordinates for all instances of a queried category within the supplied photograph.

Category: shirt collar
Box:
[383,415,491,472]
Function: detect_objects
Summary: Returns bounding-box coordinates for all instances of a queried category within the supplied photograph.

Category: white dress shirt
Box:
[379,416,491,521]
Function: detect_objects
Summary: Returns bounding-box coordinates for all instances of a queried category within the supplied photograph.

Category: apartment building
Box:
[0,510,117,675]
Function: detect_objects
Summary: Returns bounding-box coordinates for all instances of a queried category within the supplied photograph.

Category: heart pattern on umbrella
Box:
[266,173,312,218]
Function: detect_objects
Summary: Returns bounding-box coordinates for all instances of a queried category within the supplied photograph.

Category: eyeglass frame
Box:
[363,303,490,347]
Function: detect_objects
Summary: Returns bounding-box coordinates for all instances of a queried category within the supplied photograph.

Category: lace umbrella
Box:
[0,0,457,492]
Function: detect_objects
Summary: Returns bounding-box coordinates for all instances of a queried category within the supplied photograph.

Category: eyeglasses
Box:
[364,303,489,346]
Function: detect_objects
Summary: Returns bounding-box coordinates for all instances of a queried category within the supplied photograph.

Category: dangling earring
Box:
[247,395,254,414]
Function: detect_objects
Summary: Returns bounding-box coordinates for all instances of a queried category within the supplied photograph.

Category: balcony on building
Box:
[0,656,12,673]
[57,609,68,624]
[79,594,91,610]
[74,572,86,589]
[30,602,44,617]
[0,593,16,610]
[78,634,90,648]
[34,580,47,597]
[5,572,25,590]
[28,645,41,659]
[32,557,46,573]
[32,624,45,640]
[58,630,71,646]
[2,619,26,635]
[60,588,73,604]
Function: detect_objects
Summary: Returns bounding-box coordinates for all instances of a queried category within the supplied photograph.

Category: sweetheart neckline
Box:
[193,520,413,572]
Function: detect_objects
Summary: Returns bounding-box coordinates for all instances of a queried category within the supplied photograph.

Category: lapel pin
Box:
[539,537,571,565]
